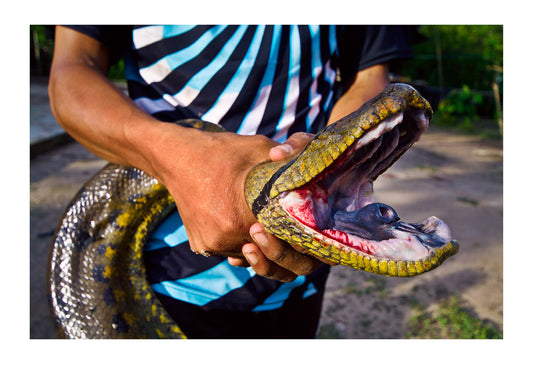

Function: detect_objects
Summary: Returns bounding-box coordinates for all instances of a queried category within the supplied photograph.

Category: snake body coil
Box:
[48,84,458,339]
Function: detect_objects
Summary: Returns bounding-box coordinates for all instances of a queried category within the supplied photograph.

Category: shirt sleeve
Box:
[63,25,132,64]
[336,25,415,85]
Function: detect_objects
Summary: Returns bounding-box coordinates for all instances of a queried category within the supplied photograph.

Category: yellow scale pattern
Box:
[48,84,458,339]
[245,84,459,278]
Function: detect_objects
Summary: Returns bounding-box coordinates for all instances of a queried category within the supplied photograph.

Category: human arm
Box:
[328,63,390,124]
[48,26,324,281]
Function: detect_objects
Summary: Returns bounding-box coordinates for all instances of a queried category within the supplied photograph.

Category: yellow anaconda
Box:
[48,83,458,339]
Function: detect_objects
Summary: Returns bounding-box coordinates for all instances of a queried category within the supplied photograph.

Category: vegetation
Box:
[30,25,55,75]
[400,25,503,136]
[108,59,126,81]
[433,85,501,138]
[406,295,503,339]
[402,25,503,92]
[30,25,126,80]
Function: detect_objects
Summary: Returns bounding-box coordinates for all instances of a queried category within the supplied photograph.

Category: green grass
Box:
[433,116,502,140]
[456,196,479,206]
[317,322,342,338]
[406,295,502,339]
[416,164,438,172]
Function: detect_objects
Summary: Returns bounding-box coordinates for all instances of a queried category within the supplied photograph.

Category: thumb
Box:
[269,132,314,161]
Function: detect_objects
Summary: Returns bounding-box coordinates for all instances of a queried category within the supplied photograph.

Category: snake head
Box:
[245,83,458,277]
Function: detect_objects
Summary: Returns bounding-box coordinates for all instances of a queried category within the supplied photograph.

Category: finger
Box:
[269,132,314,161]
[242,242,297,282]
[249,223,323,276]
[227,256,251,268]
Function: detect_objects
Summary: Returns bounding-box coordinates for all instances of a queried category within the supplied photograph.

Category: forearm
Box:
[49,56,174,178]
[328,63,390,124]
[48,26,329,279]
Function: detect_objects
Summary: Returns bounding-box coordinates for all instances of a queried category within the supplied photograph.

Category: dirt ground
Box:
[317,127,503,338]
[29,126,502,339]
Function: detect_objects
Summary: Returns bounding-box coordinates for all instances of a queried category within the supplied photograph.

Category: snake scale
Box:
[48,83,459,339]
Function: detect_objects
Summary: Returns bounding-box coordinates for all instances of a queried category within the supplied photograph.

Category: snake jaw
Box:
[246,84,459,276]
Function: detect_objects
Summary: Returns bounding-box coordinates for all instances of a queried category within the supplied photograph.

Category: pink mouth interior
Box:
[275,108,452,261]
[281,187,378,255]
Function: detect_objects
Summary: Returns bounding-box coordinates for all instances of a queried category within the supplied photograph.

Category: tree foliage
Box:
[402,25,503,91]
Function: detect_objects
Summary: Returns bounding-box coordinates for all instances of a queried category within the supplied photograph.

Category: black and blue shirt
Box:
[127,25,339,140]
[67,25,412,313]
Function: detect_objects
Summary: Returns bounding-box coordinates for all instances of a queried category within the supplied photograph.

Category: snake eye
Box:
[376,203,399,224]
[332,203,399,241]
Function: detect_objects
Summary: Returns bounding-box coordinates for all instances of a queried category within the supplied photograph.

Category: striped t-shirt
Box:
[67,25,412,312]
[126,25,340,140]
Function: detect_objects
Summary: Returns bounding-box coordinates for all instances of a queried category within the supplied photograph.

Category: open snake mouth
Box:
[246,84,458,274]
[277,106,453,262]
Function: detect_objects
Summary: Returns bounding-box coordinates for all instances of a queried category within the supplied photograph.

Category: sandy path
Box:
[318,127,503,338]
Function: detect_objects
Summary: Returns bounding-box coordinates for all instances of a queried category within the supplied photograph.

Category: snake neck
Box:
[245,159,296,216]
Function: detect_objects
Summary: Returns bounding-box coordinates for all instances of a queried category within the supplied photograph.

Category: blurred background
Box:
[30,25,503,339]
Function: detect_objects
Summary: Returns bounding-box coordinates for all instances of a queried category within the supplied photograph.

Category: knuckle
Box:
[291,132,314,144]
[202,234,230,253]
[249,258,296,282]
[268,248,287,264]
[264,269,297,282]
[295,261,318,276]
[215,216,238,236]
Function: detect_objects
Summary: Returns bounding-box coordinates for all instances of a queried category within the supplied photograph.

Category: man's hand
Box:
[149,127,325,282]
[227,133,327,282]
[143,125,277,254]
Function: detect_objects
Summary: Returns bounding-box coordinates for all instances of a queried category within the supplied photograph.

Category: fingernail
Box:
[276,144,293,155]
[243,250,259,265]
[251,231,268,248]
